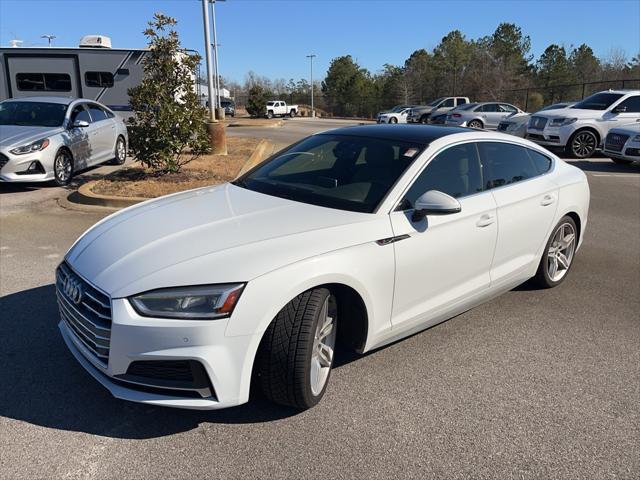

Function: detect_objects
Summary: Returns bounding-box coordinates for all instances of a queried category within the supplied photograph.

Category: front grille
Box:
[56,262,112,366]
[118,360,216,398]
[127,361,195,382]
[529,116,547,130]
[605,132,629,152]
[0,153,9,172]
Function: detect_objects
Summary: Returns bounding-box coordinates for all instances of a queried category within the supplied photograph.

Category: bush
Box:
[246,85,268,117]
[527,92,544,112]
[127,13,210,173]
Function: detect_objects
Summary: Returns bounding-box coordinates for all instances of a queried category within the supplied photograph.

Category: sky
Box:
[1,0,639,84]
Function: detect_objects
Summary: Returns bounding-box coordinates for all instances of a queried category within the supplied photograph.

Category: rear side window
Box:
[85,71,114,88]
[16,73,71,92]
[457,98,467,105]
[478,142,541,189]
[88,105,108,122]
[404,143,483,204]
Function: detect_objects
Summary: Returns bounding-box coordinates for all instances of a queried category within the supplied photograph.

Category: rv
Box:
[1,35,147,117]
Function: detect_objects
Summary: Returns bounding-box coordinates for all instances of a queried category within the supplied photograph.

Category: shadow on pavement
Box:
[565,159,640,174]
[0,284,312,439]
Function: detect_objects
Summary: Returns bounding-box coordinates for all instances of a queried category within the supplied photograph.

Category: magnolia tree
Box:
[128,13,210,173]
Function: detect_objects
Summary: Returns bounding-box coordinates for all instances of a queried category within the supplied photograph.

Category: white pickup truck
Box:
[265,101,298,118]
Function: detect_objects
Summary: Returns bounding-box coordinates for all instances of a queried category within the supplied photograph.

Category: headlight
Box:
[550,117,577,127]
[9,138,50,155]
[633,134,640,141]
[130,283,245,320]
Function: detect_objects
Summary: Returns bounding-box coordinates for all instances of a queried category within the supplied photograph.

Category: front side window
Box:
[615,95,640,113]
[234,134,425,213]
[0,101,67,127]
[70,104,91,124]
[572,93,623,110]
[481,104,499,113]
[442,98,455,108]
[478,142,543,189]
[403,143,483,206]
[16,73,71,92]
[85,71,114,88]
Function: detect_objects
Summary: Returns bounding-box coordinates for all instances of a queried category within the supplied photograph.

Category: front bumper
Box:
[0,149,55,183]
[59,295,260,410]
[525,125,573,147]
[603,139,640,162]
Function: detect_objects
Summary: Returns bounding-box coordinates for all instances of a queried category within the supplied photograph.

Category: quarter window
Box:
[85,71,114,88]
[16,73,71,92]
[478,142,542,189]
[403,143,483,205]
[526,149,553,175]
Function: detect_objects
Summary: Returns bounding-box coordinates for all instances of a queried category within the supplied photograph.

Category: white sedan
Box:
[377,108,411,124]
[57,125,590,410]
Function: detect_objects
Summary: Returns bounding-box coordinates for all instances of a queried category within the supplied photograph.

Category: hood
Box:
[66,183,385,298]
[610,123,640,135]
[0,125,63,148]
[533,107,607,120]
[503,112,530,124]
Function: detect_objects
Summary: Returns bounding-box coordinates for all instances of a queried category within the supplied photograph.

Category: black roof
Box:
[317,124,471,144]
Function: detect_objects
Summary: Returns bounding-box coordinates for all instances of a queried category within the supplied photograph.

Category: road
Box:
[1,118,639,480]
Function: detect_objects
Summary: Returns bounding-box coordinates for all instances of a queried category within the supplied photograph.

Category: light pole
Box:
[306,54,316,118]
[209,0,225,118]
[41,34,56,47]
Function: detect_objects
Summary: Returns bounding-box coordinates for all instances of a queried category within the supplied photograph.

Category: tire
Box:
[267,110,274,119]
[420,115,430,124]
[289,109,296,118]
[567,130,598,159]
[389,117,398,124]
[110,136,127,165]
[257,287,338,409]
[53,149,74,186]
[532,215,578,288]
[468,119,483,129]
[611,157,633,165]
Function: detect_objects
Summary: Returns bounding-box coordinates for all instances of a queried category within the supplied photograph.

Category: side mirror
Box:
[411,190,461,222]
[612,105,627,114]
[71,120,89,128]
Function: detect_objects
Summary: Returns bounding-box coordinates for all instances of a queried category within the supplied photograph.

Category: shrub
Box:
[127,13,210,173]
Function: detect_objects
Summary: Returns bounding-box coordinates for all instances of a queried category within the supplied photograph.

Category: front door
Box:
[389,142,498,328]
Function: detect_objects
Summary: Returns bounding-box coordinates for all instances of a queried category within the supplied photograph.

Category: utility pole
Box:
[210,0,225,119]
[201,0,226,154]
[306,54,316,118]
[41,34,56,47]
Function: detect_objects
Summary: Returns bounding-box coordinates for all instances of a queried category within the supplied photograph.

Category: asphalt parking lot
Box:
[1,118,639,479]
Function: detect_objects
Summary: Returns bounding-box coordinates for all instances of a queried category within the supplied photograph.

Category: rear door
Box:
[87,103,117,163]
[478,142,558,285]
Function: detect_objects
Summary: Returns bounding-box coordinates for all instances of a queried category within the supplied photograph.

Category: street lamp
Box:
[209,0,225,117]
[306,54,316,118]
[41,34,56,47]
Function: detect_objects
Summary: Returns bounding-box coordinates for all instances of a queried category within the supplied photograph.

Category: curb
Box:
[228,119,284,128]
[64,139,275,211]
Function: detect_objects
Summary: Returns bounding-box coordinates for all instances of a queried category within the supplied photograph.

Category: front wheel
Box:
[266,111,274,119]
[257,288,337,409]
[533,216,578,288]
[420,115,430,124]
[389,117,398,124]
[53,149,74,186]
[567,130,598,159]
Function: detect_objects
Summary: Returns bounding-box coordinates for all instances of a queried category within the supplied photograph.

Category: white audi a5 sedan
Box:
[0,97,128,185]
[57,125,590,410]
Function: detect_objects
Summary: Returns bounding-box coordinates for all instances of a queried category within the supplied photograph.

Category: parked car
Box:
[0,96,128,186]
[498,103,574,137]
[377,107,412,124]
[265,100,298,118]
[445,102,524,129]
[526,90,640,158]
[376,104,417,122]
[221,100,235,117]
[57,124,589,411]
[603,122,640,164]
[407,97,470,124]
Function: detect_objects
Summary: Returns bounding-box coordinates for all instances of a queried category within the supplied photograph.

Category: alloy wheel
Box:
[54,151,72,184]
[116,138,126,162]
[310,295,337,396]
[547,222,576,282]
[572,132,597,158]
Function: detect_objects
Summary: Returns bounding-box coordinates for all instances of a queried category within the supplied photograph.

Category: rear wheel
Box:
[567,130,598,158]
[110,136,127,165]
[257,288,337,409]
[533,216,577,288]
[289,109,296,118]
[611,157,633,165]
[468,119,483,129]
[53,149,73,186]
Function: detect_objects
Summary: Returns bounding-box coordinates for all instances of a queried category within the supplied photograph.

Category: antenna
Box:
[41,34,56,47]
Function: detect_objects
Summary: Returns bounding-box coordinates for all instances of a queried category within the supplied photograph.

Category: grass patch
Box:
[91,136,260,199]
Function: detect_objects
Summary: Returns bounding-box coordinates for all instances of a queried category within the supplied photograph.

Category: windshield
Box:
[427,97,445,107]
[233,134,426,213]
[0,101,67,127]
[571,93,623,111]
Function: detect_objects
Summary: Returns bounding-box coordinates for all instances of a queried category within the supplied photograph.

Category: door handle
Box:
[476,214,495,227]
[540,194,555,206]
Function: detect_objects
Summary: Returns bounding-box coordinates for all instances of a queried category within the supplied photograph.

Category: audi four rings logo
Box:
[63,275,83,304]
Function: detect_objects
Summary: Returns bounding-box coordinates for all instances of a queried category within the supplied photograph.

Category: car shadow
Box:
[0,284,321,439]
[565,159,640,174]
